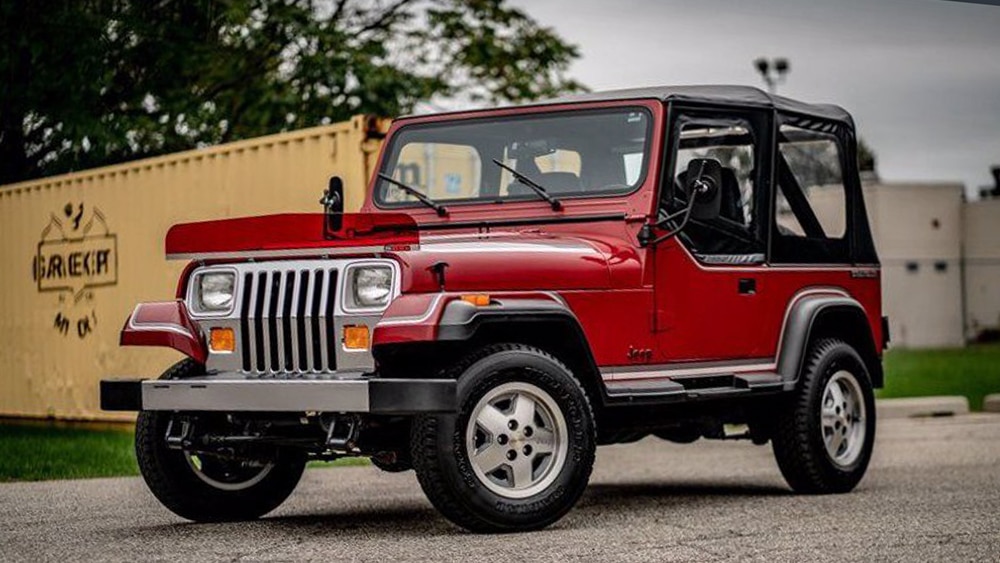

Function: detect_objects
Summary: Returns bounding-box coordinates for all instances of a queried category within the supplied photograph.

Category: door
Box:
[651,107,773,364]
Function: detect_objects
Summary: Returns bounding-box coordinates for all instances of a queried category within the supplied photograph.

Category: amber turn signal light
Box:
[209,327,235,353]
[343,325,370,350]
[460,294,491,307]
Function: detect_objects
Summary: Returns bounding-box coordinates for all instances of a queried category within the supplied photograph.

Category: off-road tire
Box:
[411,344,596,533]
[135,359,306,522]
[772,338,877,494]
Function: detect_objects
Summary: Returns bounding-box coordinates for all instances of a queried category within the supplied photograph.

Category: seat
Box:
[668,165,761,258]
[672,166,745,226]
[717,168,745,225]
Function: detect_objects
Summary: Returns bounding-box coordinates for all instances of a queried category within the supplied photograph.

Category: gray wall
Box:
[864,183,966,348]
[964,198,1000,340]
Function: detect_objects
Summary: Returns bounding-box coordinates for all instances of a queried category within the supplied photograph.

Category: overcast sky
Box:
[506,0,1000,197]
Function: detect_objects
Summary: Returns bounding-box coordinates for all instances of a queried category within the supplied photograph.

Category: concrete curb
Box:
[877,396,970,419]
[983,394,1000,413]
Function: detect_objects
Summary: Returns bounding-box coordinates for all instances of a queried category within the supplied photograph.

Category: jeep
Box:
[102,85,887,533]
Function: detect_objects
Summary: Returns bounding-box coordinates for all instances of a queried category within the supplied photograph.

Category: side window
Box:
[664,119,764,260]
[772,121,851,263]
[776,126,846,238]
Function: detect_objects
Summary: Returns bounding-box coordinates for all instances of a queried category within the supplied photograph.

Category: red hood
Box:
[165,212,643,290]
[165,213,419,259]
[393,230,642,292]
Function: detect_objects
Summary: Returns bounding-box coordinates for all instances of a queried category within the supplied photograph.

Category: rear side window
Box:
[776,126,846,238]
[771,120,851,264]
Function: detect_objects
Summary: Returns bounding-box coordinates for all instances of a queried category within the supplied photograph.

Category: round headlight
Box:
[198,272,235,311]
[351,266,392,308]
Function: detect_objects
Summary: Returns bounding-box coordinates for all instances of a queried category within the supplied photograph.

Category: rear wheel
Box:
[135,360,306,522]
[772,338,876,494]
[411,344,596,533]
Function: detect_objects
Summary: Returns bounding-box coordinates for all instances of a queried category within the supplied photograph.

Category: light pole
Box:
[754,57,790,95]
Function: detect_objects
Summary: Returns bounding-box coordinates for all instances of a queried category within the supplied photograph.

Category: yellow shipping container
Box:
[0,116,388,421]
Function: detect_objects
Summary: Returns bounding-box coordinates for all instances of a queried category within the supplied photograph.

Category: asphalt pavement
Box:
[2,414,999,562]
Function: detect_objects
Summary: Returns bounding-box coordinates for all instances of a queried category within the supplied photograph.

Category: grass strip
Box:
[878,344,1000,410]
[0,424,368,482]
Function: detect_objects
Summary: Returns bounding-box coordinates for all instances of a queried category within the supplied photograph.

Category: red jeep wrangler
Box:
[102,86,887,533]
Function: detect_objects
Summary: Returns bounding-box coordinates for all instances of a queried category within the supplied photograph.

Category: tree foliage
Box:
[0,0,583,185]
[857,137,877,173]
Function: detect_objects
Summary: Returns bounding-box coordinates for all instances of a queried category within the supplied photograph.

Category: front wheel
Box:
[771,338,877,494]
[411,344,596,533]
[135,360,306,522]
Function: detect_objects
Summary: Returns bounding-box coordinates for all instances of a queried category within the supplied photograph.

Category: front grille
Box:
[239,268,339,374]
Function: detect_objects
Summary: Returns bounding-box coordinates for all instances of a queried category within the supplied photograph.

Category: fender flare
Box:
[436,297,580,342]
[438,296,606,398]
[374,294,606,400]
[776,292,882,388]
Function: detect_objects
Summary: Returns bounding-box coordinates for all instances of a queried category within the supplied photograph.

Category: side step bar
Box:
[603,372,785,404]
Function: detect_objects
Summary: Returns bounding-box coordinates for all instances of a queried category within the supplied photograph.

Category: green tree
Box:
[0,0,583,185]
[857,137,877,173]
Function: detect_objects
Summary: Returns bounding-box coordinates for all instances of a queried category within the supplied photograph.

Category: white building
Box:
[859,181,1000,348]
[864,182,965,348]
[964,197,1000,341]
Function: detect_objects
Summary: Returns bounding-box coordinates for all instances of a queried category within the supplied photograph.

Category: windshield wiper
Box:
[492,159,563,211]
[377,173,448,217]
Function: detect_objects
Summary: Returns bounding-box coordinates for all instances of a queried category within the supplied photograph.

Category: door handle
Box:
[738,278,756,295]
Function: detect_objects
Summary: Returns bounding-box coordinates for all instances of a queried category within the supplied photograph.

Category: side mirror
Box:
[642,158,725,247]
[684,158,722,221]
[321,176,345,233]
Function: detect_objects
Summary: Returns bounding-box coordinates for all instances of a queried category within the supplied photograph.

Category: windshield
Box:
[375,107,652,208]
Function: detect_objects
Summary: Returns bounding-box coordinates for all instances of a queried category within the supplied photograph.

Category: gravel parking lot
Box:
[2,414,999,562]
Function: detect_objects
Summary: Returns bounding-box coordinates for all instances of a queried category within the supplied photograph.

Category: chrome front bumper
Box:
[100,373,456,415]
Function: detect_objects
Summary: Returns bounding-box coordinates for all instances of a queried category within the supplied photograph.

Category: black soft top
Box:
[547,85,853,126]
